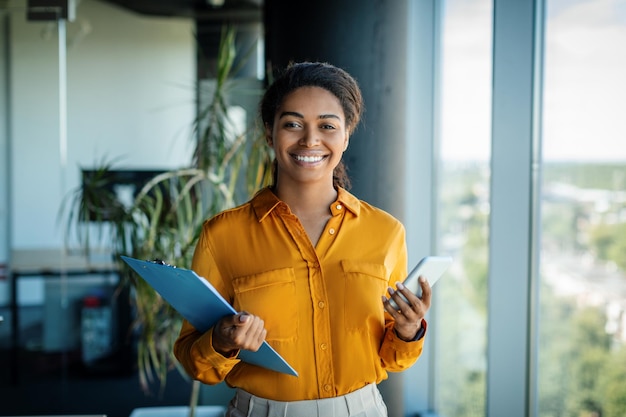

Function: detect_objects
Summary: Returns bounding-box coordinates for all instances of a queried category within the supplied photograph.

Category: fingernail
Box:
[396,282,405,290]
[388,287,395,295]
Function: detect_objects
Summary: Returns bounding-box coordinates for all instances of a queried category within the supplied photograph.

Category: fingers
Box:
[382,277,432,342]
[382,292,414,321]
[418,276,432,307]
[211,312,267,356]
[383,277,432,320]
[386,286,414,316]
[235,313,267,351]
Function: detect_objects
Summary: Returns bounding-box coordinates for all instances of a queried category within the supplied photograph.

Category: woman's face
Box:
[267,86,349,189]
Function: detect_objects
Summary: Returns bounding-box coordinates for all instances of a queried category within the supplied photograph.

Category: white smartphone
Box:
[388,255,453,309]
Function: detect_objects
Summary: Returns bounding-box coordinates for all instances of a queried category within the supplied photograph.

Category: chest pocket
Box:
[341,260,389,331]
[232,268,297,342]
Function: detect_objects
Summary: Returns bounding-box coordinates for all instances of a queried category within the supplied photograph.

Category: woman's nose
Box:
[298,127,320,147]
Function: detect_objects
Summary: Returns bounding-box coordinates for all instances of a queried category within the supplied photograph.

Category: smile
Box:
[293,155,326,163]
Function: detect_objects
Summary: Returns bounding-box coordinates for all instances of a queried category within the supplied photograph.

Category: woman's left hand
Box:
[382,276,431,341]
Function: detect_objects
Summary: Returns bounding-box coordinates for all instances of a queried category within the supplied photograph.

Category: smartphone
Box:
[388,255,453,309]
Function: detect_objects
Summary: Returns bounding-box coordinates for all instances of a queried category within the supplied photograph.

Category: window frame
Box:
[487,0,544,416]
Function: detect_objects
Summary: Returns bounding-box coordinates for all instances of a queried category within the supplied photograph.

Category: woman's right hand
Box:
[211,312,267,357]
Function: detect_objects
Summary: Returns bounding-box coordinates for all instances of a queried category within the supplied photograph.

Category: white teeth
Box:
[295,155,324,163]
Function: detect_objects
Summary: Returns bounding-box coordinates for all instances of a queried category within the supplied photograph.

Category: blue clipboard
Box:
[120,255,298,377]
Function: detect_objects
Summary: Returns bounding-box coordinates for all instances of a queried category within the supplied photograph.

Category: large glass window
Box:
[538,0,626,416]
[435,0,492,415]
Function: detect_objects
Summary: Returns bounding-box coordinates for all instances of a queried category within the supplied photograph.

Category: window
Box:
[538,0,626,415]
[435,0,492,415]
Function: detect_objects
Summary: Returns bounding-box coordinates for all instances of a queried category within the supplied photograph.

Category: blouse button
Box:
[329,228,335,235]
[336,204,342,210]
[318,301,325,308]
[324,384,331,392]
[320,343,328,350]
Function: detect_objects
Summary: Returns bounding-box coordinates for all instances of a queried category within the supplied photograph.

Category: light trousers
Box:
[226,383,388,417]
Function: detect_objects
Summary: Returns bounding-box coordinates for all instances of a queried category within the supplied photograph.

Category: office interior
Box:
[1,0,625,416]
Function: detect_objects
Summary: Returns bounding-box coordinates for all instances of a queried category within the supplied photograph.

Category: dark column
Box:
[264,0,410,217]
[264,2,411,416]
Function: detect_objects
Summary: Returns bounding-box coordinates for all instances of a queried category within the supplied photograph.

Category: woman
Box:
[173,61,431,417]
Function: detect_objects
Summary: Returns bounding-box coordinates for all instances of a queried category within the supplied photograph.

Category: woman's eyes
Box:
[283,121,337,130]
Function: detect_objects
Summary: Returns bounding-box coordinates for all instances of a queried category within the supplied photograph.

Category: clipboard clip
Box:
[150,258,176,268]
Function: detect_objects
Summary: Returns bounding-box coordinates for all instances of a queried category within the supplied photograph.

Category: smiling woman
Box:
[267,86,349,204]
[173,62,432,417]
[260,71,363,194]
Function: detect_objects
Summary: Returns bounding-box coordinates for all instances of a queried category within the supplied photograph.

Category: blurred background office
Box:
[1,0,625,416]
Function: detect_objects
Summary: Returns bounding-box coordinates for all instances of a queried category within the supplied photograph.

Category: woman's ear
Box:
[265,124,273,146]
[343,135,350,152]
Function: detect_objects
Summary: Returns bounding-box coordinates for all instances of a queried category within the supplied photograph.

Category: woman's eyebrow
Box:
[279,111,303,119]
[318,114,341,121]
[278,111,341,121]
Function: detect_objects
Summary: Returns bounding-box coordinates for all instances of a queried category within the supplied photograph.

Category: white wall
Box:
[1,0,195,304]
[11,0,195,249]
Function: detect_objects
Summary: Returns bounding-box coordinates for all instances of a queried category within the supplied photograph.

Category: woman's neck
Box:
[274,180,338,218]
[274,180,338,247]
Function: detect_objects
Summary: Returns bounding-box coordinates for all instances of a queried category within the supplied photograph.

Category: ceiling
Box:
[6,0,261,24]
[101,0,263,21]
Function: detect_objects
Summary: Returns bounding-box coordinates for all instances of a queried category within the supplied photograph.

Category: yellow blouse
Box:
[173,187,426,401]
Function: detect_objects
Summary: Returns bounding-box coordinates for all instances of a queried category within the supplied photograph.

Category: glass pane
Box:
[538,0,626,416]
[435,0,492,415]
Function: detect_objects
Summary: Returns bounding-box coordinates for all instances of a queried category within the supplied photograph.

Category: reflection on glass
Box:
[539,0,626,416]
[436,0,492,415]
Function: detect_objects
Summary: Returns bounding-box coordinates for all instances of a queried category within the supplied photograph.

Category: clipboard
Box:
[120,255,298,377]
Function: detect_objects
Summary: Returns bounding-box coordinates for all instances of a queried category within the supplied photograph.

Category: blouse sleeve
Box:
[173,221,240,384]
[378,225,427,371]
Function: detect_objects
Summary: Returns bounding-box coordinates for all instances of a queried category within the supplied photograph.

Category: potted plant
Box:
[61,25,273,416]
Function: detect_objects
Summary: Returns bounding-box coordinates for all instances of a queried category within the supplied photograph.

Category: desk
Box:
[9,249,119,384]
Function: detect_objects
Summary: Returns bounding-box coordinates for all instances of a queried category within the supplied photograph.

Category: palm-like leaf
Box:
[61,25,273,403]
